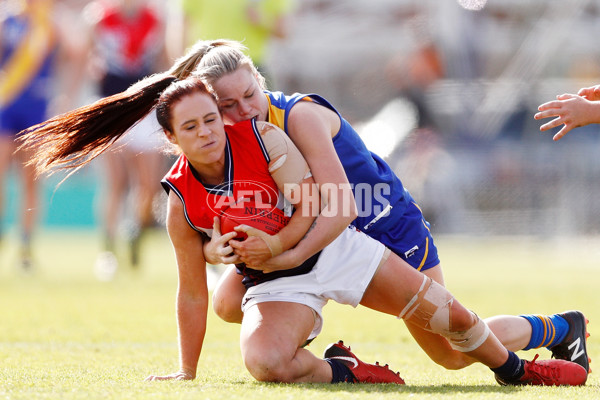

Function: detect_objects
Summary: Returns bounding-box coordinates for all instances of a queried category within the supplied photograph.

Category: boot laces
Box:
[525,354,560,384]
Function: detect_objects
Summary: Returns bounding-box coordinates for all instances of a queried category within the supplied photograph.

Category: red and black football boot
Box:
[495,354,587,386]
[323,340,405,384]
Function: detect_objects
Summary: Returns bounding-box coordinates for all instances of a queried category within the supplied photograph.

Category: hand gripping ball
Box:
[219,200,290,240]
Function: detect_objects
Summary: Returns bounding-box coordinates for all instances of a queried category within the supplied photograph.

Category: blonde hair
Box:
[168,39,266,90]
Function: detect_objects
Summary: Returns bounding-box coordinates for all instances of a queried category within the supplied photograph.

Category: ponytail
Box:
[18,74,176,175]
[167,39,265,89]
[19,38,262,176]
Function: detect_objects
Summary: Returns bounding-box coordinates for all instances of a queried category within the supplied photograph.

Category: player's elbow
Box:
[336,189,358,223]
[347,201,358,221]
[321,184,357,223]
[338,200,357,227]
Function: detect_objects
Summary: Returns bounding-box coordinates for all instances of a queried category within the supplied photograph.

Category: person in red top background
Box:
[81,0,170,279]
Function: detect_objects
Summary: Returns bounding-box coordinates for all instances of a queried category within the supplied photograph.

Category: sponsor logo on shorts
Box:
[404,245,419,258]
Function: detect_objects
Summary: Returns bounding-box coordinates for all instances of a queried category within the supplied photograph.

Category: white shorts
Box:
[241,226,386,340]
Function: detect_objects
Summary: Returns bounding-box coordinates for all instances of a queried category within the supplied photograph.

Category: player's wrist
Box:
[179,367,196,380]
[263,234,283,257]
[281,247,303,268]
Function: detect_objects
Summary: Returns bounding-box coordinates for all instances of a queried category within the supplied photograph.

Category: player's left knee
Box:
[400,276,490,353]
[438,306,490,353]
[447,304,478,333]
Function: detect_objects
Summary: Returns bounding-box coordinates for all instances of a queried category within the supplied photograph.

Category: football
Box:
[220,200,290,240]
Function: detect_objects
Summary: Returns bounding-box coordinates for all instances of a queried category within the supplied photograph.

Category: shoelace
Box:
[524,354,560,385]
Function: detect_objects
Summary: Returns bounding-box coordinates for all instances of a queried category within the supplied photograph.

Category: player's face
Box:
[212,67,269,125]
[168,92,227,172]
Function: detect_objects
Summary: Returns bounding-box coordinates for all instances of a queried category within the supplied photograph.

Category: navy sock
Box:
[326,358,355,383]
[521,314,569,350]
[491,351,524,381]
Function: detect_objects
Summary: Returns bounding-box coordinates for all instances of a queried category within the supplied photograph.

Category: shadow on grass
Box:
[257,382,521,395]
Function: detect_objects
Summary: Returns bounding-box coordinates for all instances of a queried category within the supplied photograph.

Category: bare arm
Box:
[230,122,318,268]
[145,191,209,381]
[279,101,357,266]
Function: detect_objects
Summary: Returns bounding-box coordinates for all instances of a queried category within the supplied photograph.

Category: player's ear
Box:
[164,129,178,144]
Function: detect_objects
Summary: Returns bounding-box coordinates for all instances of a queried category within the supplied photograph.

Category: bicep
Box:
[257,122,318,247]
[257,122,312,202]
[286,104,356,217]
[286,103,349,188]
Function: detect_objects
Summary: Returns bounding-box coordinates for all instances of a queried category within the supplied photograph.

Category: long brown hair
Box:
[19,38,257,176]
[18,74,176,175]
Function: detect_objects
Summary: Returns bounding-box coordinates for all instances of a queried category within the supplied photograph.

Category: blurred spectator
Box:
[384,5,446,134]
[173,0,295,85]
[81,0,170,280]
[394,129,466,234]
[383,16,468,232]
[0,0,80,271]
[385,41,445,133]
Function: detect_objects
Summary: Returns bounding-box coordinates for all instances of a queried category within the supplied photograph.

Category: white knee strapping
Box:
[444,314,490,352]
[398,275,491,352]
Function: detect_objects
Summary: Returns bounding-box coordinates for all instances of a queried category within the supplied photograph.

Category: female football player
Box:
[18,76,587,386]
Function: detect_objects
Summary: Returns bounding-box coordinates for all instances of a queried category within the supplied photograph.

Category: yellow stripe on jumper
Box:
[0,4,55,107]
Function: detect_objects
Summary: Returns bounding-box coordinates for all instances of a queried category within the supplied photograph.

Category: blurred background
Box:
[3,0,600,272]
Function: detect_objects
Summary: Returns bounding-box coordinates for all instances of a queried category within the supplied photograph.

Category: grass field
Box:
[1,229,599,399]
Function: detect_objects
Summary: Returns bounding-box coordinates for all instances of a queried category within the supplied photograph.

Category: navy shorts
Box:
[364,199,440,272]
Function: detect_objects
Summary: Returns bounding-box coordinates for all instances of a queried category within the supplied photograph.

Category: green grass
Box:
[0,230,599,399]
